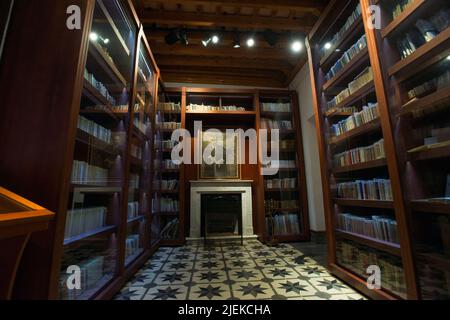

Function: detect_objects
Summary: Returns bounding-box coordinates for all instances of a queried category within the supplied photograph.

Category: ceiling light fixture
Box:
[179,30,189,45]
[324,42,332,50]
[89,32,99,41]
[291,40,303,53]
[202,37,211,47]
[246,37,255,47]
[233,34,241,48]
[447,54,450,60]
[211,35,219,44]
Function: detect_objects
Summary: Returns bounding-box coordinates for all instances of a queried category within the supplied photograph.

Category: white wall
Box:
[289,64,326,232]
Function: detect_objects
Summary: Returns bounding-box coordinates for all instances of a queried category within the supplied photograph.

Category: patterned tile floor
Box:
[115,240,366,300]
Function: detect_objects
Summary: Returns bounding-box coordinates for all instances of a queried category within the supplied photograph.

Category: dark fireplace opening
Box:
[201,194,242,237]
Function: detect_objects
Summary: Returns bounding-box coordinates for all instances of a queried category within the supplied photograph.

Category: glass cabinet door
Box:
[60,0,137,300]
[125,36,156,266]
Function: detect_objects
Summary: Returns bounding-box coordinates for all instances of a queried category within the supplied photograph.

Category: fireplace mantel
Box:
[188,180,256,240]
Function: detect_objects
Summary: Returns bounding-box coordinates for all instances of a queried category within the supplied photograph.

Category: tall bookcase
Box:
[366,0,450,299]
[258,91,310,242]
[0,0,162,300]
[307,0,450,299]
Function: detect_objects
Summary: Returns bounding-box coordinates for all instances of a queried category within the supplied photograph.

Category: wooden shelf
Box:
[410,200,450,215]
[334,198,394,209]
[324,109,354,118]
[322,47,370,93]
[399,86,450,116]
[70,184,122,194]
[186,110,256,116]
[125,248,145,266]
[127,216,145,224]
[327,81,375,111]
[63,225,117,246]
[75,129,119,156]
[381,0,428,39]
[329,118,381,146]
[332,158,387,174]
[320,18,364,69]
[408,141,450,162]
[388,27,450,79]
[89,41,127,87]
[266,207,300,214]
[260,111,292,119]
[265,188,298,192]
[335,229,401,256]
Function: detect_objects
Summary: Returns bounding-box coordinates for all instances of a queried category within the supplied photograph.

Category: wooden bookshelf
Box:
[410,200,450,215]
[306,0,420,299]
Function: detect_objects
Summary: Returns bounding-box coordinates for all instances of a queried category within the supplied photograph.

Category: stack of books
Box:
[389,0,415,19]
[265,199,299,210]
[334,139,385,167]
[320,3,362,59]
[261,102,291,113]
[337,213,399,243]
[396,10,450,59]
[325,34,368,82]
[336,240,406,298]
[77,116,112,144]
[267,213,301,236]
[64,207,107,239]
[260,119,293,130]
[158,102,181,112]
[84,68,116,106]
[326,67,373,110]
[407,69,450,100]
[160,197,179,212]
[330,102,379,137]
[187,104,245,112]
[125,234,141,259]
[161,179,178,190]
[71,160,109,185]
[127,202,140,220]
[265,178,297,189]
[337,179,393,201]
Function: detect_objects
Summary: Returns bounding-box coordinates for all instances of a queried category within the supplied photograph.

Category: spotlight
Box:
[165,30,180,45]
[447,55,450,61]
[89,32,99,41]
[263,29,278,47]
[246,37,255,47]
[212,35,219,44]
[179,30,189,45]
[324,42,332,50]
[103,38,110,44]
[233,34,241,48]
[291,40,303,53]
[202,37,211,47]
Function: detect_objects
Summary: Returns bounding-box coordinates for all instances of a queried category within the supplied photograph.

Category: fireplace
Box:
[201,194,242,237]
[189,180,256,240]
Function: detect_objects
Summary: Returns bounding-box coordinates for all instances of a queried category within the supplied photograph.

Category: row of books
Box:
[160,197,179,212]
[336,240,407,298]
[326,67,374,110]
[337,213,399,244]
[320,3,362,59]
[389,0,414,20]
[265,160,297,169]
[158,102,181,112]
[326,106,358,116]
[83,104,129,113]
[334,139,385,168]
[337,178,393,201]
[420,126,450,147]
[261,102,291,113]
[133,117,150,135]
[260,119,293,130]
[161,218,179,239]
[265,199,299,211]
[162,140,176,149]
[130,144,142,160]
[71,160,109,186]
[125,234,141,259]
[64,207,107,239]
[127,202,140,220]
[396,10,450,59]
[161,179,178,190]
[84,68,116,106]
[324,34,367,82]
[162,159,179,169]
[187,103,246,112]
[60,256,105,300]
[157,121,181,130]
[265,178,297,189]
[330,102,379,137]
[77,116,112,145]
[407,69,450,100]
[266,213,301,236]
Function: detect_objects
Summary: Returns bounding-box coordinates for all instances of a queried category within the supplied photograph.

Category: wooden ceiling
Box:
[133,0,328,87]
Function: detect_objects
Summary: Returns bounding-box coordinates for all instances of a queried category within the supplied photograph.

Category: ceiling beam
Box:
[154,55,293,74]
[149,41,303,61]
[138,10,315,32]
[139,0,326,15]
